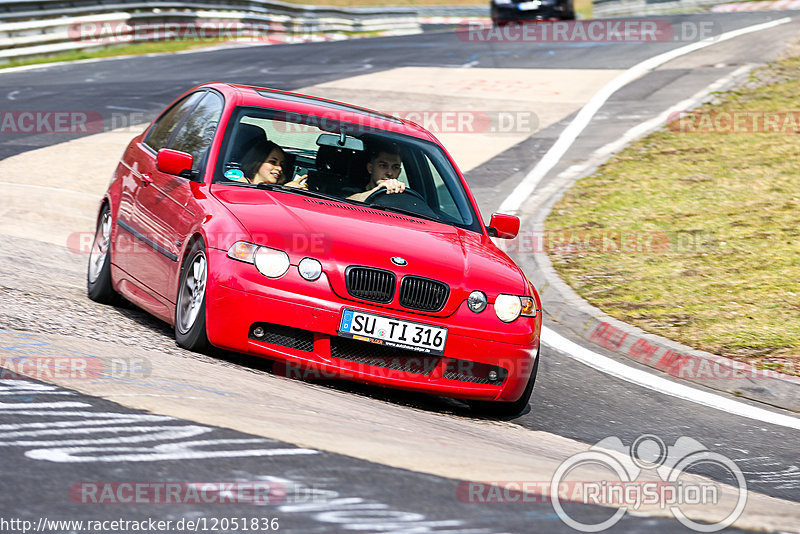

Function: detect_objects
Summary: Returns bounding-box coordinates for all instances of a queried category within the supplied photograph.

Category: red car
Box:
[87,83,542,415]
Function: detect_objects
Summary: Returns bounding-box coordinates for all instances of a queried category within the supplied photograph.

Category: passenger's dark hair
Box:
[241,138,286,183]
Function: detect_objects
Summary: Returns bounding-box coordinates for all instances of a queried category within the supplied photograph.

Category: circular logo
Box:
[391,257,407,266]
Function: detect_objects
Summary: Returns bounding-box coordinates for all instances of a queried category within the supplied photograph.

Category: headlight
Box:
[467,290,488,313]
[495,294,522,322]
[495,294,537,322]
[254,246,290,278]
[298,257,322,281]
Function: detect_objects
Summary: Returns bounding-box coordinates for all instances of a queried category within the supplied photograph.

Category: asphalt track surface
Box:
[1,11,799,533]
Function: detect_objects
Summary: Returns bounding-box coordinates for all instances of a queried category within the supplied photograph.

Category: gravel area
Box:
[0,234,273,375]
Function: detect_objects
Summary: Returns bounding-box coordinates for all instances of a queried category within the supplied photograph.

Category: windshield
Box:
[213,106,481,232]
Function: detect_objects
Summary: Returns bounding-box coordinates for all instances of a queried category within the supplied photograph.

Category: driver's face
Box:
[367,152,402,185]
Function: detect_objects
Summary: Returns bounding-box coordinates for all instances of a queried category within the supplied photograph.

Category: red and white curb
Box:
[419,17,491,25]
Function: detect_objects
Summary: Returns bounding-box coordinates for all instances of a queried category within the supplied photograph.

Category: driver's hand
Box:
[377,178,406,195]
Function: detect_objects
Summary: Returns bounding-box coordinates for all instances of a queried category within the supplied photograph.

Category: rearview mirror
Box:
[316,133,364,152]
[488,213,520,239]
[157,149,194,178]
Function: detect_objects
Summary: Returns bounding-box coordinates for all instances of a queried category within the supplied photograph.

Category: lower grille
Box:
[444,360,507,384]
[331,337,439,375]
[249,323,314,352]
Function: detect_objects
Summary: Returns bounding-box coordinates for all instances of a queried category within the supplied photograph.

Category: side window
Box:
[169,92,224,171]
[144,92,204,152]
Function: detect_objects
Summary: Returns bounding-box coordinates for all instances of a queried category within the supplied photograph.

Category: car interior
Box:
[214,112,480,231]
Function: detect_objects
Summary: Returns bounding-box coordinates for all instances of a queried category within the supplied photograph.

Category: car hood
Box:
[213,187,528,316]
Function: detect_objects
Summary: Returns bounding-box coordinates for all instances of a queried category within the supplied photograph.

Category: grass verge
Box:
[545,53,800,376]
[0,39,245,70]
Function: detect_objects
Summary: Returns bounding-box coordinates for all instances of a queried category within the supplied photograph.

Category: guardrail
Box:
[0,0,749,63]
[0,0,420,63]
[594,0,734,17]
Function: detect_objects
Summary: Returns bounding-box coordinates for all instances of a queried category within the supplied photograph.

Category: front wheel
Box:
[469,346,539,417]
[87,204,119,304]
[175,239,211,352]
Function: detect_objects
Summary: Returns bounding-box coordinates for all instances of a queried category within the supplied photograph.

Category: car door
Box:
[122,90,223,304]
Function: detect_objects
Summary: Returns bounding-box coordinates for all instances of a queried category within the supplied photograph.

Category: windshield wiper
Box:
[367,203,439,223]
[256,182,346,202]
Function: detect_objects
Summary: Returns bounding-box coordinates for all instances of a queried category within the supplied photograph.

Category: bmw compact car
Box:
[491,0,575,24]
[88,83,542,415]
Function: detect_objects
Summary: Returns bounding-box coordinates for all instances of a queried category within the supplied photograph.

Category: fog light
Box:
[298,257,322,281]
[253,326,265,338]
[467,290,487,313]
[488,370,498,382]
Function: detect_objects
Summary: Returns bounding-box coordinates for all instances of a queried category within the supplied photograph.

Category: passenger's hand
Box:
[376,178,406,195]
[284,174,308,190]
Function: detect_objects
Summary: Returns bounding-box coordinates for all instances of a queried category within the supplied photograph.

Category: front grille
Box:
[444,360,507,384]
[346,266,396,303]
[331,337,439,375]
[399,276,449,312]
[249,323,314,352]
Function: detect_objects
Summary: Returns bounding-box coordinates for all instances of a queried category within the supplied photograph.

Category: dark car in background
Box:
[491,0,575,24]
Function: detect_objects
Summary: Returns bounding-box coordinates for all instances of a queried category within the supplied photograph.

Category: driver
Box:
[348,142,406,202]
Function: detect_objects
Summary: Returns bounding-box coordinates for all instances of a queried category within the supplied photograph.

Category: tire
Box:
[87,204,119,304]
[175,238,211,352]
[469,346,540,417]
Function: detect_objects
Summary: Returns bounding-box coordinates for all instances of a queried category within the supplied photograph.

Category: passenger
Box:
[240,139,307,188]
[348,142,406,202]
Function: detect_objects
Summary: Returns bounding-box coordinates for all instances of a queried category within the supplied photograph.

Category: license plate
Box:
[518,1,541,10]
[338,309,448,356]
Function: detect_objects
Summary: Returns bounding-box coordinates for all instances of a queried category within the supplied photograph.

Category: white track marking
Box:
[542,326,800,430]
[554,63,754,184]
[499,16,792,214]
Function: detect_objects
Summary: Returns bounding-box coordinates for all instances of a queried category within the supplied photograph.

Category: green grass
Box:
[545,55,800,375]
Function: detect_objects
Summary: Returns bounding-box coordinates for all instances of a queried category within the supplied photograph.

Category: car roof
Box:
[203,82,438,142]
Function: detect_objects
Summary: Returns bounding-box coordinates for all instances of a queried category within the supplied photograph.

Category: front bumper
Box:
[205,248,540,402]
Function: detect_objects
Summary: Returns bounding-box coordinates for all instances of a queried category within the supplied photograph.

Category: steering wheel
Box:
[365,186,440,219]
[365,186,426,204]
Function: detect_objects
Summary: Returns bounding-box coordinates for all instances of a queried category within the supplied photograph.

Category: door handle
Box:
[140,173,153,186]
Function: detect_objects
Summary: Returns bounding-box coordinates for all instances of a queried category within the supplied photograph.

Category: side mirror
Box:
[488,213,520,239]
[157,149,194,178]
